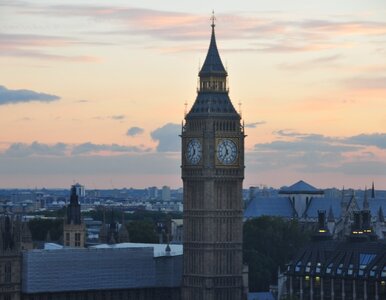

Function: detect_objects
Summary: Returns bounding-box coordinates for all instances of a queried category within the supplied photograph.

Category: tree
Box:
[127,220,158,243]
[243,216,311,292]
[28,218,63,242]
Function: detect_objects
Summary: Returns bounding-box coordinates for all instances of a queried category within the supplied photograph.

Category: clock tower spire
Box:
[181,16,245,300]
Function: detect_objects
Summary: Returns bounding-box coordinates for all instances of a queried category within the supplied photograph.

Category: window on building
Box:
[347,264,354,275]
[337,263,344,275]
[381,266,386,278]
[326,262,333,274]
[370,265,378,277]
[5,262,11,283]
[65,232,70,246]
[75,233,81,247]
[4,295,11,300]
[316,262,322,273]
[295,261,302,272]
[305,261,311,273]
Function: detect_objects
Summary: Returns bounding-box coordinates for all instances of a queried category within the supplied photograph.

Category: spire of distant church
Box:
[372,181,375,199]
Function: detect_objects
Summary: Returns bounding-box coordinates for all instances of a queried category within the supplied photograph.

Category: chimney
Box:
[352,211,362,233]
[318,210,326,232]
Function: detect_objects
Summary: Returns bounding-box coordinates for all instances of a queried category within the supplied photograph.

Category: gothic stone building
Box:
[0,215,32,300]
[181,19,245,300]
[63,185,86,248]
[284,211,386,300]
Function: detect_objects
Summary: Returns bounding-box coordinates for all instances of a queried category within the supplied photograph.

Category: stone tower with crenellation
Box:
[181,16,245,300]
[63,185,86,247]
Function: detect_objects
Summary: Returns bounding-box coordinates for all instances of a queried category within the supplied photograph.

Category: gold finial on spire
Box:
[211,10,216,28]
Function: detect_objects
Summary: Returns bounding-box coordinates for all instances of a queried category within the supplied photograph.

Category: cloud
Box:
[71,142,149,155]
[245,121,266,128]
[127,126,144,136]
[278,54,342,70]
[343,77,386,90]
[301,19,386,36]
[7,5,386,56]
[0,153,179,177]
[1,141,150,157]
[111,115,125,120]
[0,33,101,62]
[344,133,386,149]
[251,130,386,177]
[4,142,67,157]
[337,161,386,176]
[0,85,60,105]
[151,123,180,152]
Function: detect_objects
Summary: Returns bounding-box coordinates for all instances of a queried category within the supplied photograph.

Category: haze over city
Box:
[1,0,385,189]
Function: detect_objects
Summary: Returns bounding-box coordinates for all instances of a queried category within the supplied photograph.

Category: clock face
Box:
[186,139,202,165]
[217,139,237,164]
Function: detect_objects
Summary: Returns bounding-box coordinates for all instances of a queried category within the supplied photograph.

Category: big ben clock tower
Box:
[181,16,245,300]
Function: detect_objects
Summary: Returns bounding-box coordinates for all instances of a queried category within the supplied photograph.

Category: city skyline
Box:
[1,0,386,188]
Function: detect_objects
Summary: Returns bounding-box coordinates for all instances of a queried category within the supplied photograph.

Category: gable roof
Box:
[279,180,324,195]
[244,196,294,219]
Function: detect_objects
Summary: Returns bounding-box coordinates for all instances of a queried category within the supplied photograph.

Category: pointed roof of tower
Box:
[186,16,239,120]
[372,181,375,198]
[199,13,227,77]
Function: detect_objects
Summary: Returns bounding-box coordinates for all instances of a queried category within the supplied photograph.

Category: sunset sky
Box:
[1,0,385,189]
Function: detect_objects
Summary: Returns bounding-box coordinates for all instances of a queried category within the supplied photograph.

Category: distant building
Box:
[148,186,158,200]
[99,209,130,244]
[245,180,386,240]
[73,182,85,197]
[162,186,171,201]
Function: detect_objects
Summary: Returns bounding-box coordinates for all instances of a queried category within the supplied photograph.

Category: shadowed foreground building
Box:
[21,244,182,300]
[0,199,182,300]
[283,211,386,300]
